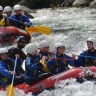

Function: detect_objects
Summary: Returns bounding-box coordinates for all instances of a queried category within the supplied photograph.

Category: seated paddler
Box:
[47,42,75,74]
[25,43,52,85]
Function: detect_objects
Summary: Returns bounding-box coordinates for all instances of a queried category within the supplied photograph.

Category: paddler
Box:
[47,42,75,74]
[39,40,52,59]
[38,40,52,73]
[0,6,11,26]
[25,43,52,85]
[0,6,12,27]
[8,36,27,74]
[4,6,12,17]
[75,38,96,67]
[0,48,24,87]
[9,4,32,29]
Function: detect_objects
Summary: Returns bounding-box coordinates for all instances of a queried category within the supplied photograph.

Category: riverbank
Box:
[19,0,96,9]
[1,0,96,9]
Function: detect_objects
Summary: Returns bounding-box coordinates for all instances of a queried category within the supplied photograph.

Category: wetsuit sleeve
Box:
[75,53,85,67]
[66,55,75,66]
[25,57,38,72]
[8,15,14,25]
[8,48,27,60]
[22,15,32,27]
[9,58,22,69]
[8,48,18,59]
[0,62,12,78]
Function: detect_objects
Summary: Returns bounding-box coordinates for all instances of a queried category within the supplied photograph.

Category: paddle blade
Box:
[25,26,51,35]
[6,84,15,96]
[35,26,51,35]
[25,27,39,34]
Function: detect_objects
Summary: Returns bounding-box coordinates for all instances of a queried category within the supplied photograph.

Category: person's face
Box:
[0,10,3,15]
[87,41,93,50]
[43,46,49,52]
[14,10,21,15]
[31,50,37,56]
[18,40,26,48]
[0,53,8,60]
[5,11,11,17]
[57,46,65,54]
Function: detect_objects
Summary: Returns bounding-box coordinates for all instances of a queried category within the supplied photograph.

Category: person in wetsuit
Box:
[75,38,96,67]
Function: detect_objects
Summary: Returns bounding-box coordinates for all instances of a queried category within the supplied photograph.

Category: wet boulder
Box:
[17,0,28,6]
[61,0,75,7]
[73,0,93,7]
[90,0,96,8]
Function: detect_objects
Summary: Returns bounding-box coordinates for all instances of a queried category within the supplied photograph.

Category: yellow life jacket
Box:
[0,18,5,26]
[55,59,68,73]
[0,18,10,27]
[40,60,49,72]
[85,50,96,66]
[55,54,68,73]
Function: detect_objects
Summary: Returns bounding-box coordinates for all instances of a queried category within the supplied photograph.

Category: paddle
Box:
[38,48,76,60]
[25,26,51,35]
[6,57,17,96]
[8,17,51,35]
[47,58,74,61]
[76,55,96,58]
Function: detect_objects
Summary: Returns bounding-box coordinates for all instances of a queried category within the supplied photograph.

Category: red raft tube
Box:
[0,26,31,45]
[0,66,96,93]
[16,66,96,94]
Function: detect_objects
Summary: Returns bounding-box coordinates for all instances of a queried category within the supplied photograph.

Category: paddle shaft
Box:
[8,17,31,26]
[39,48,96,59]
[50,54,96,59]
[8,57,17,96]
[48,57,74,61]
[76,55,96,58]
[12,57,17,85]
[39,48,75,60]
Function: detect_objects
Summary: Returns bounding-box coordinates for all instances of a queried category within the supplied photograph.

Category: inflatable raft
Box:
[16,66,96,94]
[0,66,96,94]
[0,26,31,45]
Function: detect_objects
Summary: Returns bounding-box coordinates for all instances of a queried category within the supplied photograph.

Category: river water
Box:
[1,8,96,96]
[30,7,96,55]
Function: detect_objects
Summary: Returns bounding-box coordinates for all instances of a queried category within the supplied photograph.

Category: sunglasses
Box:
[20,41,26,44]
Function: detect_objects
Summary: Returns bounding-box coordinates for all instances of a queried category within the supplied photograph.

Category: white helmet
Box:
[0,6,3,11]
[25,44,38,53]
[39,41,50,48]
[54,42,65,53]
[87,38,96,47]
[4,6,12,12]
[87,38,95,43]
[0,48,8,54]
[14,5,21,11]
